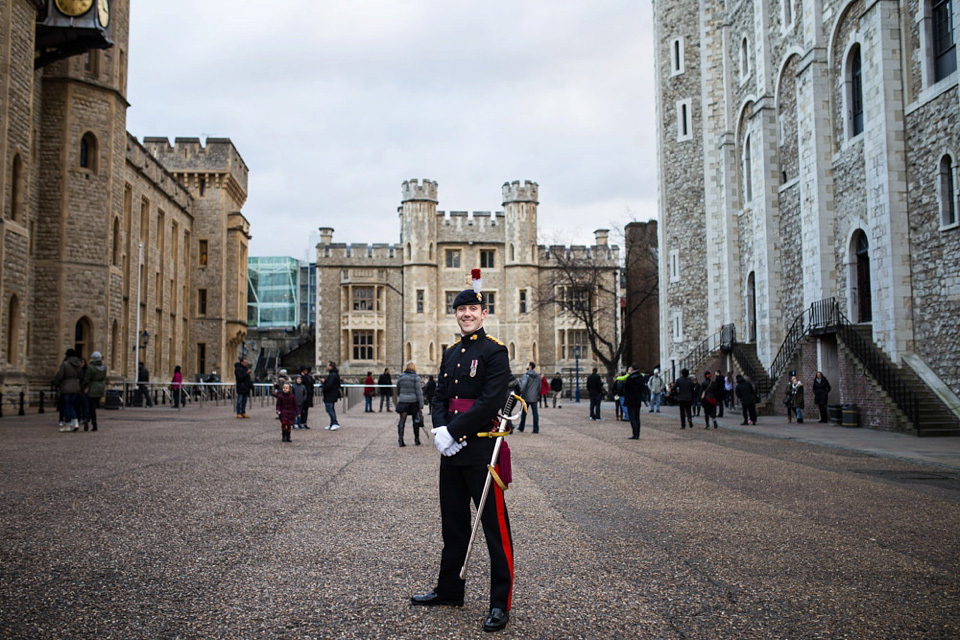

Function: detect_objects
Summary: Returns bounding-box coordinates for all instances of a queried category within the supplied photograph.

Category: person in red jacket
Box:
[275,381,299,442]
[539,374,550,408]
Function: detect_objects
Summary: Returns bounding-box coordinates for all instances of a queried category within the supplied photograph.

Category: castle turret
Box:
[400,179,440,369]
[502,180,539,369]
[502,180,539,266]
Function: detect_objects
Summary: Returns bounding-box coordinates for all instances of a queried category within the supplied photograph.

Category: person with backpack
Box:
[321,360,342,430]
[517,362,541,433]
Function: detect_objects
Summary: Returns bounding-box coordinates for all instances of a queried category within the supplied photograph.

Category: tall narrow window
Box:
[849,45,864,137]
[940,154,958,227]
[198,289,207,316]
[79,133,98,172]
[6,295,20,368]
[519,290,527,314]
[445,291,456,314]
[112,217,120,266]
[670,250,680,282]
[416,289,424,314]
[854,232,872,323]
[199,239,208,266]
[672,38,684,74]
[743,134,753,203]
[484,292,496,315]
[74,317,91,360]
[197,343,207,374]
[9,154,23,221]
[740,37,749,80]
[934,0,957,81]
[783,0,792,27]
[676,100,692,141]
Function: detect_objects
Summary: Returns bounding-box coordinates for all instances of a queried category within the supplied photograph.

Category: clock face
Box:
[55,0,94,17]
[98,0,110,27]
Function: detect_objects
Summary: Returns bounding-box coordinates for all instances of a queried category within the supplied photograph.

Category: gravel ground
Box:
[2,403,959,639]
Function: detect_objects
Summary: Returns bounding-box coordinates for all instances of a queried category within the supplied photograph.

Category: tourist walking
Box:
[586,367,604,420]
[136,361,153,407]
[550,372,563,407]
[735,374,758,425]
[395,363,424,446]
[235,357,252,418]
[363,371,375,412]
[81,351,107,431]
[292,375,308,428]
[378,367,393,412]
[673,368,695,429]
[622,364,644,439]
[701,371,722,429]
[275,381,299,442]
[725,372,736,410]
[647,368,665,413]
[53,349,84,432]
[789,375,805,423]
[299,366,314,428]
[322,361,342,430]
[517,362,540,433]
[813,371,831,423]
[539,374,549,408]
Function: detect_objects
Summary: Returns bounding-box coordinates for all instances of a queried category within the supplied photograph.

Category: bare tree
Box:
[536,243,622,394]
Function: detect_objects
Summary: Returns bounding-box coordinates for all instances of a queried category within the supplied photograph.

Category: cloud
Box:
[126,0,656,255]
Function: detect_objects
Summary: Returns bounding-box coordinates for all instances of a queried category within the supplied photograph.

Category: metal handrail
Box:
[675,329,723,381]
[832,306,921,429]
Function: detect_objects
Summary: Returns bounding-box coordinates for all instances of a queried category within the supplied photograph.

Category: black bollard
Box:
[18,390,25,416]
[39,390,45,414]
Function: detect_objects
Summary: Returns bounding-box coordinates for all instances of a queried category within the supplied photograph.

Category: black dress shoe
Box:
[410,590,463,607]
[483,608,509,632]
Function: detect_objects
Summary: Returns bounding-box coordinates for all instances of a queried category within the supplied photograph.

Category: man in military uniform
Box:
[410,287,514,633]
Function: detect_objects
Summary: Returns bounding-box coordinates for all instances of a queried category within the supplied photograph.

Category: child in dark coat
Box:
[275,382,300,442]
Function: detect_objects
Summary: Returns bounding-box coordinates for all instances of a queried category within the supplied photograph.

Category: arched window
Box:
[6,295,20,368]
[406,242,412,261]
[851,231,872,323]
[9,153,23,221]
[79,132,98,172]
[429,342,435,363]
[405,341,412,363]
[940,154,958,227]
[74,317,93,360]
[509,342,516,361]
[783,0,792,26]
[847,45,864,138]
[510,244,516,262]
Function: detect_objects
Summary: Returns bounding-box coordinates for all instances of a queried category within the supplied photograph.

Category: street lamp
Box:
[574,345,581,403]
[139,330,150,351]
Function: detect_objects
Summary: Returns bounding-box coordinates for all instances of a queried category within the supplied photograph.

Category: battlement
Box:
[317,242,402,262]
[125,134,192,210]
[141,136,249,197]
[502,180,539,205]
[540,242,620,264]
[401,178,438,203]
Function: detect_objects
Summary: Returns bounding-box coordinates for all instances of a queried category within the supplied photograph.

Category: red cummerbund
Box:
[449,398,476,413]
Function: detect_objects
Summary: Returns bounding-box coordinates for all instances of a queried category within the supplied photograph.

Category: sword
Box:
[459,392,525,580]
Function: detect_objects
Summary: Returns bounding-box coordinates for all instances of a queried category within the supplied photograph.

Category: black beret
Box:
[452,289,485,309]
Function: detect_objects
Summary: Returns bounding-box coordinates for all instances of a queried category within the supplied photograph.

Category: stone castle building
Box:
[0,0,250,391]
[654,0,960,432]
[315,180,620,380]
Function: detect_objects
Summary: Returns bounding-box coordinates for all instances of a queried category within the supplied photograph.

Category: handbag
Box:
[412,410,424,429]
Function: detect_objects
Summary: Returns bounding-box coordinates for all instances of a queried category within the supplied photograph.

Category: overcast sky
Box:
[125,1,656,260]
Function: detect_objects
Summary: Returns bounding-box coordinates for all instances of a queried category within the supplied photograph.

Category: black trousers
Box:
[589,394,602,419]
[436,463,514,611]
[678,401,693,428]
[300,405,310,426]
[627,404,641,437]
[742,402,757,424]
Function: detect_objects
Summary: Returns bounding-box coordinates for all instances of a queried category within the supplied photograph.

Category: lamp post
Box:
[133,242,143,379]
[574,345,581,403]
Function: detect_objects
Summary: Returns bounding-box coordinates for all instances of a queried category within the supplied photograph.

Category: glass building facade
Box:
[247,257,311,328]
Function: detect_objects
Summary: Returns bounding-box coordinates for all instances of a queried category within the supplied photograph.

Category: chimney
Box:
[594,229,609,246]
[319,227,334,245]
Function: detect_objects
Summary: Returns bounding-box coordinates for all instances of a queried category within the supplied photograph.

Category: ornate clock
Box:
[54,0,94,17]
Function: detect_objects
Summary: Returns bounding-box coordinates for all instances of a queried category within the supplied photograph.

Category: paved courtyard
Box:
[2,400,959,639]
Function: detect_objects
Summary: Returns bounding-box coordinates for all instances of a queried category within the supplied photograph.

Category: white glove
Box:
[432,427,467,456]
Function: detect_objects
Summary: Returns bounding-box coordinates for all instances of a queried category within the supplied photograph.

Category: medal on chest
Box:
[470,359,478,377]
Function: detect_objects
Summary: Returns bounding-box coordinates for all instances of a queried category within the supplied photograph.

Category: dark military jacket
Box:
[431,326,511,466]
